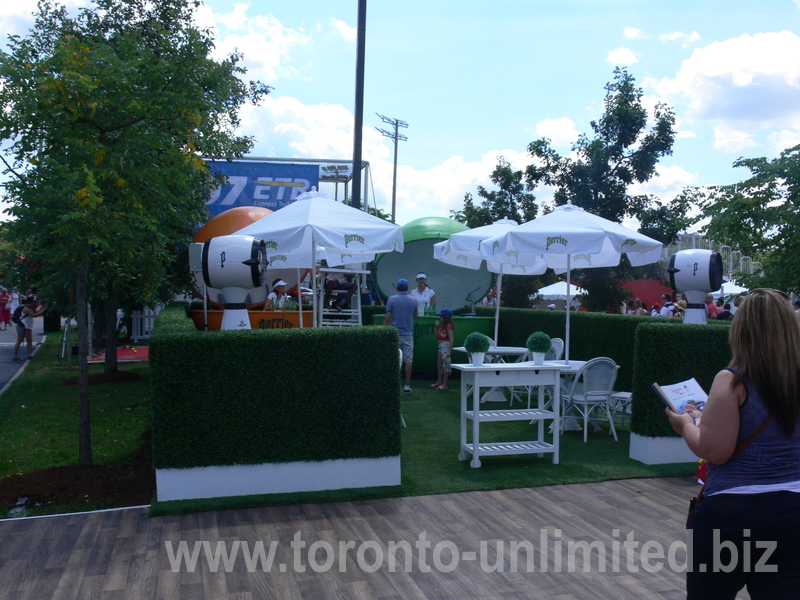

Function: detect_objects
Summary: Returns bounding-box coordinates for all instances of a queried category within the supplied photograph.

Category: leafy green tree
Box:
[451,157,548,307]
[700,145,800,294]
[524,68,677,311]
[451,157,538,227]
[0,0,269,464]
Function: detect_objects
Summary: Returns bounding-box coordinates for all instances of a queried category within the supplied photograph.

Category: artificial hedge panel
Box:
[494,307,667,391]
[631,321,732,438]
[150,304,401,470]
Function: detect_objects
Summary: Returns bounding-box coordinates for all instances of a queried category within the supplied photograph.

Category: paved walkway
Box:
[0,316,46,393]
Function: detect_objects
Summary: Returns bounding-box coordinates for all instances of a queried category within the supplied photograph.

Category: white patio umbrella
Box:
[433,218,547,342]
[234,190,404,325]
[480,201,663,362]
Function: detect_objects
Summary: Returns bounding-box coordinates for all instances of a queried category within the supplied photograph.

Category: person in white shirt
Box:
[410,272,436,313]
[660,293,675,317]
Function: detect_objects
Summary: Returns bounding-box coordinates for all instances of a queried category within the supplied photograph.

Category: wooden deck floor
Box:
[0,476,751,599]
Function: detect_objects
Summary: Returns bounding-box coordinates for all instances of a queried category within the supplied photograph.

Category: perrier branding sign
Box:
[546,235,568,251]
[344,234,365,247]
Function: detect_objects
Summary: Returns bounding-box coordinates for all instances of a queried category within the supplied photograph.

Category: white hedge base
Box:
[156,455,401,502]
[629,432,698,465]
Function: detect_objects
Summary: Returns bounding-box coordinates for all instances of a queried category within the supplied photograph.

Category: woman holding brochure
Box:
[668,288,800,599]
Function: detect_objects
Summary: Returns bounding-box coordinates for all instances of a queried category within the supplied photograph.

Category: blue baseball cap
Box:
[397,278,409,290]
[436,308,453,316]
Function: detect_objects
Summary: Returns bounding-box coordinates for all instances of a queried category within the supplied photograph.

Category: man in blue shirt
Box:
[384,278,419,392]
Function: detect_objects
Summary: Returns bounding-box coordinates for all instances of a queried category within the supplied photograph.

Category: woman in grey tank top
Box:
[668,288,800,599]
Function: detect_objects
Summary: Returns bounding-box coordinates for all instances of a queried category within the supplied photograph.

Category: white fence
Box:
[131,307,163,340]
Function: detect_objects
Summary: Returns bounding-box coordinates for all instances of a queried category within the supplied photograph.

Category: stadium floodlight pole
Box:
[376,114,408,223]
[351,0,367,209]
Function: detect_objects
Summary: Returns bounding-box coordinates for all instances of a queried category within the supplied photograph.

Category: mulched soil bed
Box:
[0,430,154,511]
[0,367,154,514]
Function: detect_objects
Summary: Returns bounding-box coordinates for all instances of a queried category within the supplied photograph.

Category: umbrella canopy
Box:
[433,219,547,343]
[235,190,404,267]
[433,218,547,341]
[534,281,588,301]
[234,190,404,326]
[480,201,663,362]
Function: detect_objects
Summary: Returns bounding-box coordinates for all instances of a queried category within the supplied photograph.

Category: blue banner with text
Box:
[206,161,319,216]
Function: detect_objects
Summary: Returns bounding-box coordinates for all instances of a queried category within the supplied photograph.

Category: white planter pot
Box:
[471,352,485,366]
[532,352,545,365]
[629,433,699,464]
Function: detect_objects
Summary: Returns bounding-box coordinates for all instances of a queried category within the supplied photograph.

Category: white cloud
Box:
[630,165,699,199]
[768,129,800,153]
[535,118,579,149]
[659,31,701,47]
[210,12,310,83]
[0,0,85,38]
[654,31,800,150]
[606,47,638,66]
[390,150,534,224]
[330,18,357,43]
[713,124,758,153]
[624,27,646,40]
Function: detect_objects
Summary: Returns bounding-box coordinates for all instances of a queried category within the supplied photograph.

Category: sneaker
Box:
[403,385,412,393]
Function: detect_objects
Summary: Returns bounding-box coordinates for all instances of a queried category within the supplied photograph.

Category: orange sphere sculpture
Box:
[193,206,274,243]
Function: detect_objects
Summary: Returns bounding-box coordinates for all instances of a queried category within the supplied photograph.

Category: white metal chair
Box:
[545,337,564,361]
[561,357,619,442]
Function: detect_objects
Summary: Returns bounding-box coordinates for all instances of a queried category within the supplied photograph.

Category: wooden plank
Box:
[0,477,760,599]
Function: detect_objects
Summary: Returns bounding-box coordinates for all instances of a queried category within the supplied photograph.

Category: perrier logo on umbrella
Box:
[344,234,365,247]
[622,238,636,247]
[264,240,278,250]
[546,236,568,251]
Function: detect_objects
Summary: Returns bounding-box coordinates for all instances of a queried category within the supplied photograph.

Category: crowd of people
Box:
[624,292,749,321]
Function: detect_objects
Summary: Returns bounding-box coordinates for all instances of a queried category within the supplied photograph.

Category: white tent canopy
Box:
[712,280,748,299]
[533,281,588,301]
[480,202,663,362]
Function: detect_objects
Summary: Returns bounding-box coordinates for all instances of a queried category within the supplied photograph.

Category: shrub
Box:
[463,331,491,353]
[526,331,552,354]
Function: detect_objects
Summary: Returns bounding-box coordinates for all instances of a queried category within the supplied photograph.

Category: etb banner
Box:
[205,161,319,217]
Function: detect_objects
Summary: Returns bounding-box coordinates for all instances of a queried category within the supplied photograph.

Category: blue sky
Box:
[3,0,800,227]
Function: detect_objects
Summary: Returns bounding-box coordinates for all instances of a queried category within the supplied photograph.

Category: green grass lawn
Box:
[0,336,151,478]
[0,337,697,517]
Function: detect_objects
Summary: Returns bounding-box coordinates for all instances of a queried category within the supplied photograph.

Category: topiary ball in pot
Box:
[526,331,552,353]
[464,331,491,353]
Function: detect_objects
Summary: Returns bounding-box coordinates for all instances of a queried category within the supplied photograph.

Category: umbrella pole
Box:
[494,273,502,344]
[565,256,571,365]
[297,268,304,328]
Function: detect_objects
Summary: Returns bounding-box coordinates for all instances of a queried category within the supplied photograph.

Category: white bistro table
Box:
[452,362,565,468]
[453,346,529,363]
[453,346,529,402]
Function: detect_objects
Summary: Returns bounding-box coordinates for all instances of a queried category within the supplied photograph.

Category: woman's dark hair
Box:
[729,289,800,435]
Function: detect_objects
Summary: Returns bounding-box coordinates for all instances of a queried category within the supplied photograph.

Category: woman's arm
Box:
[667,369,744,464]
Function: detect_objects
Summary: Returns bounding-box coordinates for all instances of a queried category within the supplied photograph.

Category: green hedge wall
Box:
[363,302,734,439]
[631,321,732,438]
[150,304,401,469]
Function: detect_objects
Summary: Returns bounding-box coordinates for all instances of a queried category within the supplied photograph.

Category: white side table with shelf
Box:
[452,362,563,467]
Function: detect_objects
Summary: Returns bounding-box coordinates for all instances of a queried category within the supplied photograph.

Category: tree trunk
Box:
[104,290,118,374]
[75,260,93,466]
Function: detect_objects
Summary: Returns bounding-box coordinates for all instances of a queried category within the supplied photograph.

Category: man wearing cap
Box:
[384,278,419,393]
[410,272,436,314]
